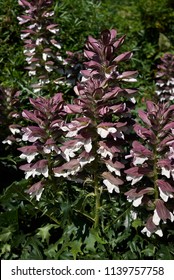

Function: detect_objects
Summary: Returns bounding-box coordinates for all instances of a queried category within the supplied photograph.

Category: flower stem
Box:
[93,159,102,229]
[153,139,159,200]
[94,179,100,229]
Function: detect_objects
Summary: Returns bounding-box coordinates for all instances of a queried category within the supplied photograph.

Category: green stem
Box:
[153,139,159,200]
[93,164,101,229]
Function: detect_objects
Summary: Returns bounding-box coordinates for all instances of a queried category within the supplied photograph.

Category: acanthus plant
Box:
[18,0,66,93]
[0,86,22,145]
[155,53,174,102]
[18,93,68,201]
[18,29,138,229]
[125,101,174,237]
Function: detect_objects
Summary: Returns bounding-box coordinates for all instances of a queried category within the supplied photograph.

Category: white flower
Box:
[43,145,60,154]
[20,33,30,39]
[54,171,69,178]
[22,128,40,142]
[48,28,59,34]
[97,146,113,159]
[168,146,174,159]
[50,40,61,49]
[130,97,136,104]
[54,165,80,178]
[141,227,152,237]
[152,208,174,225]
[133,156,148,165]
[17,16,30,24]
[28,23,37,29]
[38,166,49,178]
[44,11,54,17]
[28,70,36,76]
[126,174,143,185]
[106,163,120,176]
[156,82,165,87]
[35,188,44,201]
[141,227,163,237]
[127,195,143,207]
[39,78,50,85]
[36,38,44,46]
[25,56,32,64]
[45,65,53,72]
[63,141,83,161]
[171,169,174,180]
[25,169,40,179]
[42,53,48,61]
[9,127,20,135]
[103,179,120,193]
[24,48,35,54]
[20,152,38,163]
[33,87,41,93]
[155,229,163,237]
[167,78,174,86]
[161,167,170,178]
[84,138,92,153]
[155,90,162,96]
[79,155,95,167]
[97,127,116,138]
[25,166,48,179]
[122,78,137,82]
[159,188,173,202]
[57,55,63,61]
[2,139,13,145]
[152,209,161,225]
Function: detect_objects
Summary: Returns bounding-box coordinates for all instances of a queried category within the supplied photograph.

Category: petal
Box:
[141,227,152,237]
[152,209,160,225]
[161,167,170,178]
[134,156,148,165]
[126,175,143,185]
[97,127,109,138]
[159,188,170,202]
[155,229,163,237]
[103,179,120,193]
[84,138,92,153]
[132,196,143,207]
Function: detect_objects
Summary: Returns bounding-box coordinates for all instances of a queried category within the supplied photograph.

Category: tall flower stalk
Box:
[0,86,22,145]
[18,0,65,93]
[53,29,137,228]
[155,53,174,102]
[125,101,174,237]
[18,93,67,200]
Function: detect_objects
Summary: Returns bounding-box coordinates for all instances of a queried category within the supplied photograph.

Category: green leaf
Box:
[0,232,12,243]
[142,244,156,257]
[0,179,30,203]
[84,229,106,252]
[84,232,96,252]
[158,33,171,51]
[0,244,11,257]
[114,231,131,244]
[70,240,82,259]
[0,226,14,242]
[157,244,173,260]
[20,236,44,260]
[132,218,142,230]
[37,224,59,244]
[44,242,59,259]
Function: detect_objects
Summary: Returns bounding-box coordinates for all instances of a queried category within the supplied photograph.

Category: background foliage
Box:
[0,0,174,260]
